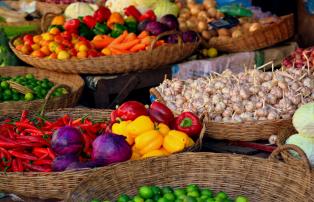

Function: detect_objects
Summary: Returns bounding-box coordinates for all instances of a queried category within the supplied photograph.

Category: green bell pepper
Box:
[78,22,95,40]
[93,23,110,35]
[125,16,138,34]
[110,24,127,38]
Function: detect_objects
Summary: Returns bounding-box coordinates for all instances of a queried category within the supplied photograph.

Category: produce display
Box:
[12,4,198,60]
[155,68,314,122]
[282,47,314,69]
[0,74,67,101]
[90,184,249,202]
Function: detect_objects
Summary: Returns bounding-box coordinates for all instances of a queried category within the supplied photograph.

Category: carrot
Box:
[92,36,114,49]
[123,33,137,43]
[110,39,140,50]
[130,43,146,52]
[110,31,128,45]
[140,36,154,46]
[137,31,149,39]
[109,47,131,55]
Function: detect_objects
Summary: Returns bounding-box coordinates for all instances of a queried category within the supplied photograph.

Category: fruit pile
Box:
[110,101,202,159]
[13,5,198,59]
[90,184,249,202]
[0,74,67,102]
[282,47,314,69]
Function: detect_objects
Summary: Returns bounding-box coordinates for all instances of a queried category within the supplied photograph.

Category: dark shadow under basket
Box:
[67,145,314,202]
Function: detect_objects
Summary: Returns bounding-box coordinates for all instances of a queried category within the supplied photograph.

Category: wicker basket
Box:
[0,108,203,199]
[0,1,62,34]
[150,87,293,141]
[66,144,314,202]
[208,14,295,53]
[0,66,84,116]
[9,32,200,74]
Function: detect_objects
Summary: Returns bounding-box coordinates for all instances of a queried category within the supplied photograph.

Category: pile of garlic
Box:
[155,68,314,122]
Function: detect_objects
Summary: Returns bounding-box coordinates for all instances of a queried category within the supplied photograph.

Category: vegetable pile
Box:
[13,4,198,59]
[90,184,249,202]
[0,74,67,102]
[110,101,202,160]
[156,68,314,122]
[282,47,314,69]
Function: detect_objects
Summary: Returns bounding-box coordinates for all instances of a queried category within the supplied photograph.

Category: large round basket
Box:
[208,14,294,53]
[9,34,200,74]
[150,88,293,141]
[0,108,203,200]
[0,1,62,37]
[0,66,84,116]
[66,145,314,202]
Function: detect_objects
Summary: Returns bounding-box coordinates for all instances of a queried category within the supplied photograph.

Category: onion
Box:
[52,154,79,172]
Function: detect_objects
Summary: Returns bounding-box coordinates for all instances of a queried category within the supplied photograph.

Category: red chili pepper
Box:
[8,150,37,161]
[17,159,23,172]
[139,10,157,22]
[0,147,12,167]
[0,141,18,148]
[12,159,18,172]
[20,110,28,122]
[14,122,38,131]
[83,15,97,29]
[94,6,111,23]
[38,153,49,160]
[33,159,52,165]
[115,101,148,121]
[173,112,202,137]
[149,101,174,125]
[24,128,43,135]
[64,19,80,33]
[124,6,142,21]
[47,148,56,160]
[7,129,16,139]
[22,162,51,172]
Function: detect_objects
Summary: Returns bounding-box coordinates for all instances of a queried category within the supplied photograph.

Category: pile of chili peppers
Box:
[0,110,106,172]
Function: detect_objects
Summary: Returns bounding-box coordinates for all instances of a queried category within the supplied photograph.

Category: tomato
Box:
[61,31,72,41]
[23,34,33,43]
[88,49,99,58]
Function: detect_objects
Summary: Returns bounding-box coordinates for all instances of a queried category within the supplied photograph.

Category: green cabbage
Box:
[154,0,179,20]
[292,102,314,137]
[286,134,314,166]
[64,2,98,19]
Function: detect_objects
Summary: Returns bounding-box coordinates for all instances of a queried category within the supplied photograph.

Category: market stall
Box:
[0,0,314,201]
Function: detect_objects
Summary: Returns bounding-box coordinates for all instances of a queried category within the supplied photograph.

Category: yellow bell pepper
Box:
[160,147,171,156]
[131,151,141,160]
[142,149,166,159]
[163,130,189,154]
[112,121,134,145]
[51,15,65,26]
[134,130,163,155]
[157,123,170,136]
[126,116,154,138]
[186,137,195,148]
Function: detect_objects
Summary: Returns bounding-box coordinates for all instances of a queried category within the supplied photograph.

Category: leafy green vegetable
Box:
[293,103,314,137]
[154,0,179,20]
[0,28,19,66]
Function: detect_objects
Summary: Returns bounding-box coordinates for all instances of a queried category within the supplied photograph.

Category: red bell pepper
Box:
[124,6,142,21]
[115,101,148,122]
[139,10,157,22]
[149,101,174,125]
[173,112,202,137]
[93,6,111,23]
[64,19,80,33]
[83,15,97,29]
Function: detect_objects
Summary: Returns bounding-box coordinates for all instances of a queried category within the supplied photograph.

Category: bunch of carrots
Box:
[91,31,165,56]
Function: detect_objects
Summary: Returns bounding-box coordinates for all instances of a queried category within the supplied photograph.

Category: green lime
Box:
[186,185,199,193]
[157,198,170,202]
[3,95,10,101]
[223,199,232,202]
[200,196,208,200]
[187,191,199,198]
[25,74,34,80]
[41,82,48,89]
[118,194,130,202]
[90,199,101,202]
[41,89,47,96]
[235,196,249,202]
[174,189,186,197]
[162,187,173,195]
[0,81,9,89]
[182,196,197,202]
[153,194,162,201]
[145,199,154,202]
[215,192,228,200]
[133,195,144,202]
[175,200,183,202]
[61,88,68,94]
[4,89,12,96]
[178,195,186,200]
[205,199,215,202]
[55,91,62,97]
[164,193,176,201]
[201,189,212,198]
[214,198,224,202]
[25,92,34,101]
[139,186,154,199]
[12,94,20,101]
[152,186,162,195]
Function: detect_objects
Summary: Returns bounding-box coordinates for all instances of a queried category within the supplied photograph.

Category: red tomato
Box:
[61,31,72,41]
[23,34,34,43]
[88,49,99,58]
[69,48,77,56]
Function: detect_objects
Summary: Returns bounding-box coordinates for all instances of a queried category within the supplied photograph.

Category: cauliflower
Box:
[64,2,99,19]
[105,0,157,14]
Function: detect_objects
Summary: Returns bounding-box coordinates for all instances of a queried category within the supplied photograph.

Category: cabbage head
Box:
[154,0,180,20]
[292,102,314,137]
[64,2,98,19]
[286,134,314,166]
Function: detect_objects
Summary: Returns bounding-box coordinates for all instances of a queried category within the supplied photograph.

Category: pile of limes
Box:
[0,73,67,102]
[91,184,249,202]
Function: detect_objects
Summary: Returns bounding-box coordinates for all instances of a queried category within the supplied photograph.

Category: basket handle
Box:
[39,84,71,116]
[150,30,183,51]
[269,144,311,173]
[41,12,58,32]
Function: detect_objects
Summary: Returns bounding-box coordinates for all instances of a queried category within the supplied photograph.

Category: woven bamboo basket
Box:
[208,14,295,53]
[0,1,62,33]
[0,66,84,116]
[0,108,203,199]
[150,87,293,141]
[67,144,314,202]
[9,32,200,74]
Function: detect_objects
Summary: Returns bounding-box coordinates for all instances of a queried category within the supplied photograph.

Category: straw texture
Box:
[67,145,314,202]
[0,67,84,116]
[0,108,203,199]
[150,87,293,141]
[10,39,200,74]
[208,14,294,53]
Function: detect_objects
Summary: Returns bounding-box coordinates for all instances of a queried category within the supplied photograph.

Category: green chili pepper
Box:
[92,23,110,35]
[124,16,138,34]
